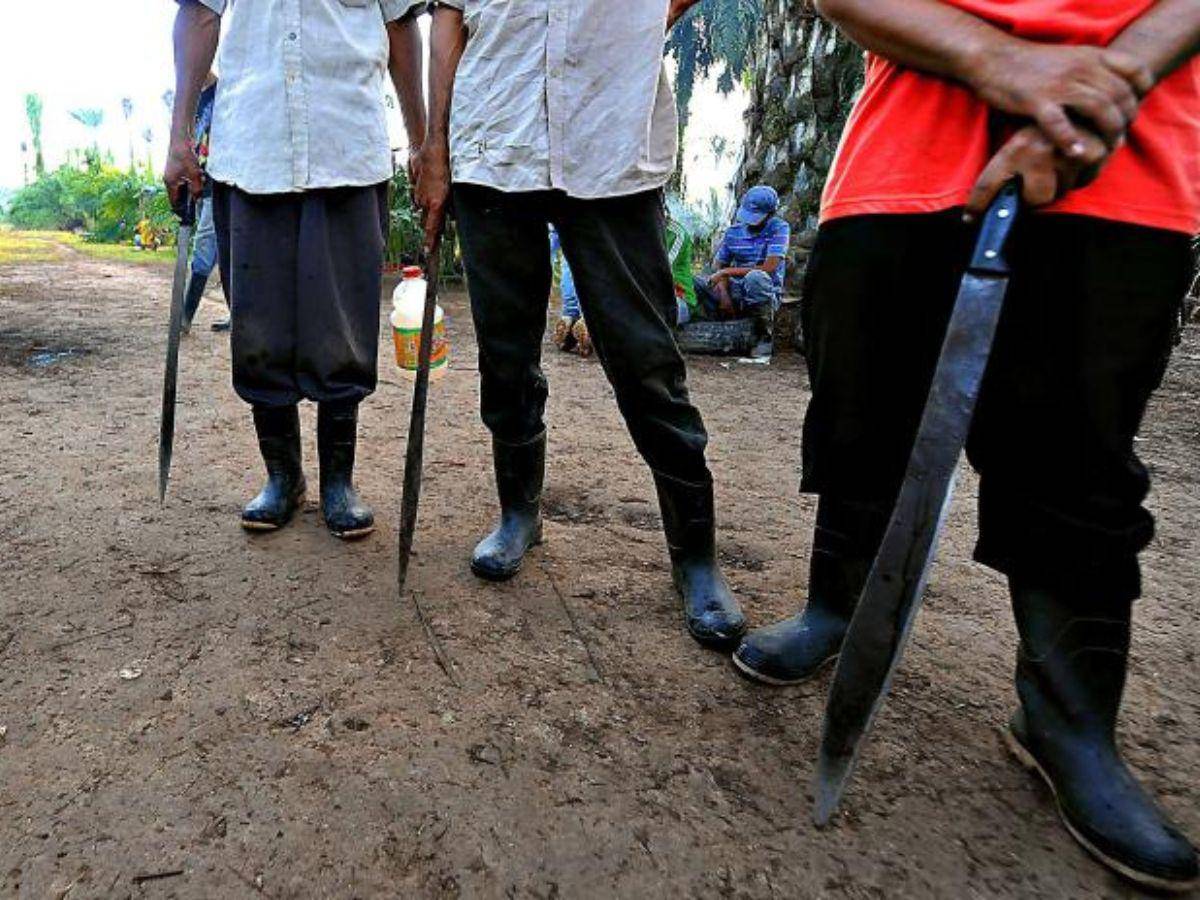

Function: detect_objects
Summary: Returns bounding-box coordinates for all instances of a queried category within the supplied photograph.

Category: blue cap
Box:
[736,185,779,227]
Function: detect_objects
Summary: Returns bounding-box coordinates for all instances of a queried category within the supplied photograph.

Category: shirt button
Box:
[288,32,297,40]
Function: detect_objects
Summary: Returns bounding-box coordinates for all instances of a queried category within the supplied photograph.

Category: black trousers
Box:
[453,184,711,485]
[212,181,388,407]
[801,211,1190,601]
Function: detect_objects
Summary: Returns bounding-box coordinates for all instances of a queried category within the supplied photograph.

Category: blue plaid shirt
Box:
[716,216,791,290]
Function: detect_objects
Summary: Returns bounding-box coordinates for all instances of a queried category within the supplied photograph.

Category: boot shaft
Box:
[317,400,361,494]
[1012,582,1131,739]
[252,404,302,480]
[493,433,545,513]
[807,496,890,618]
[653,471,716,562]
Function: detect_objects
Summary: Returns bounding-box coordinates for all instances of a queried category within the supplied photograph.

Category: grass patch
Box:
[0,227,176,267]
[0,229,68,265]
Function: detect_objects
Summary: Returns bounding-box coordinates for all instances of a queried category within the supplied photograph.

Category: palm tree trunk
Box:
[735,1,864,291]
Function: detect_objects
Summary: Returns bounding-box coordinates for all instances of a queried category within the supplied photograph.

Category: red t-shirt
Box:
[821,1,1200,234]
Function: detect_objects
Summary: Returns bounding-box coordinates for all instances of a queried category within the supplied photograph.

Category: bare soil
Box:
[1,244,1197,899]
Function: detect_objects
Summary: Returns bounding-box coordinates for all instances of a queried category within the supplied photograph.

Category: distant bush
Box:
[667,189,735,266]
[386,166,460,280]
[4,161,174,246]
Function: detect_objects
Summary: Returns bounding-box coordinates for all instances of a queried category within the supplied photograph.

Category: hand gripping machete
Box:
[396,230,445,597]
[813,181,1022,825]
[158,189,197,504]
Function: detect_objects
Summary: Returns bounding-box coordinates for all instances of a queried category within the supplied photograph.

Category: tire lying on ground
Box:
[675,319,756,356]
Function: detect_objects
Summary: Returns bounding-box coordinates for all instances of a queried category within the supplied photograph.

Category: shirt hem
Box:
[451,174,669,201]
[208,172,392,195]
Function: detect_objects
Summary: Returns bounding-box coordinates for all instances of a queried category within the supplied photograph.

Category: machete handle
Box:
[968,178,1020,276]
[171,186,197,229]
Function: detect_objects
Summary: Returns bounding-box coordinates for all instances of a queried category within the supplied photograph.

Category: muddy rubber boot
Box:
[653,471,746,651]
[241,405,306,531]
[749,303,774,359]
[1004,582,1198,892]
[317,401,375,540]
[471,434,545,581]
[732,498,887,684]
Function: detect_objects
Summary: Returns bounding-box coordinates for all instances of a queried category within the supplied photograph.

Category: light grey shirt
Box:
[190,0,423,194]
[436,0,679,199]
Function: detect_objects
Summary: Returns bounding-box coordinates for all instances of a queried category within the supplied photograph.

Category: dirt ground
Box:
[1,241,1197,899]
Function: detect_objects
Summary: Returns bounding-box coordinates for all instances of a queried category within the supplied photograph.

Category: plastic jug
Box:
[390,265,449,381]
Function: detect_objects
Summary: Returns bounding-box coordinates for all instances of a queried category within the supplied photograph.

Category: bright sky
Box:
[0,3,745,206]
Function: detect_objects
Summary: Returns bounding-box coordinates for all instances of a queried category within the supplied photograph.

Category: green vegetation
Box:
[668,190,732,265]
[3,159,174,247]
[386,166,461,279]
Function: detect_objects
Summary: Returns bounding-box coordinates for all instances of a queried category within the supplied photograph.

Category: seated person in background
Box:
[135,218,159,251]
[550,226,592,357]
[693,185,790,358]
[554,212,696,356]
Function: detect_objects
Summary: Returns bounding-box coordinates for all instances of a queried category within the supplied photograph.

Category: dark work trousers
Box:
[211,180,388,407]
[800,211,1191,601]
[453,183,711,485]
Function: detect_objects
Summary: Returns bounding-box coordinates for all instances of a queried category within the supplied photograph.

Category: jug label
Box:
[393,321,449,373]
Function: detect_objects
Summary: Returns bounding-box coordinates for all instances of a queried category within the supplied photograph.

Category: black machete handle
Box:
[968,178,1021,275]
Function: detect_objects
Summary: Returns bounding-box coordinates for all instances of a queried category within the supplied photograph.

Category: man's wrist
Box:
[954,31,1015,97]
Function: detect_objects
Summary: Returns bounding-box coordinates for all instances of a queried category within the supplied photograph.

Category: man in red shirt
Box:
[732,0,1200,889]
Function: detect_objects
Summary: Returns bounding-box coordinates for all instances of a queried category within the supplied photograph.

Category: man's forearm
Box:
[813,0,1015,90]
[170,1,220,148]
[1110,0,1200,86]
[426,7,467,151]
[388,16,427,151]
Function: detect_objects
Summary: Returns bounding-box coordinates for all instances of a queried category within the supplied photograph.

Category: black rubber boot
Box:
[241,405,306,531]
[732,497,888,684]
[653,471,746,650]
[317,401,375,539]
[749,303,775,359]
[471,434,545,581]
[181,272,208,334]
[1004,582,1198,892]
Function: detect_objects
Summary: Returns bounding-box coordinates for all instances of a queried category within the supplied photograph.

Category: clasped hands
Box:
[962,41,1155,218]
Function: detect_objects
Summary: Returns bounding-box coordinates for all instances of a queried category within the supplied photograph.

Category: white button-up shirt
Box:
[191,0,423,194]
[436,0,679,199]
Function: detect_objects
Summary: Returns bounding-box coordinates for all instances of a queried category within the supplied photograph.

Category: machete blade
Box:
[813,182,1022,825]
[158,191,196,504]
[396,231,444,597]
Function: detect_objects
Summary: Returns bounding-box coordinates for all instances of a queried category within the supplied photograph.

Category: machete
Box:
[396,229,445,597]
[157,189,197,504]
[813,180,1022,825]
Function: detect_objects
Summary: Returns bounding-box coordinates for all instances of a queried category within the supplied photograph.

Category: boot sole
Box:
[1002,725,1199,893]
[470,559,521,582]
[241,520,281,532]
[328,524,375,540]
[687,623,744,653]
[730,650,838,687]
